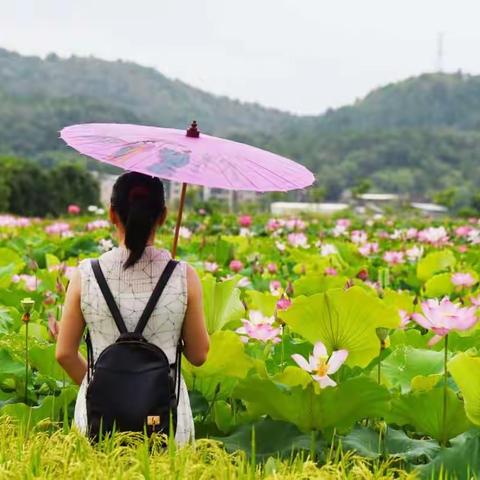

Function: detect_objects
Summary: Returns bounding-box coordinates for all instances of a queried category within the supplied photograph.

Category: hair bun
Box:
[128,185,150,201]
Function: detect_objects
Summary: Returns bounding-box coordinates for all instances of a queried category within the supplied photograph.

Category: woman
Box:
[55,171,209,444]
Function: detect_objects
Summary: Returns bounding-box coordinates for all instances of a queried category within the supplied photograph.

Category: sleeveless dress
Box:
[74,245,194,444]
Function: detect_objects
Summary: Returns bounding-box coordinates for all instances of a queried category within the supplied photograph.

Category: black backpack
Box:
[84,258,181,440]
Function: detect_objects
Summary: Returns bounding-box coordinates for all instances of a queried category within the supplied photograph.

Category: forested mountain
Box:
[1,47,479,210]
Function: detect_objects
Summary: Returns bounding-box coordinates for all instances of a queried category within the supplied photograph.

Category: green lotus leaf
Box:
[0,386,77,429]
[390,329,430,349]
[29,344,67,382]
[0,348,26,383]
[417,429,480,479]
[382,288,415,312]
[341,425,440,462]
[424,273,454,297]
[213,418,326,460]
[293,274,347,297]
[0,248,25,275]
[201,274,245,333]
[182,331,253,401]
[234,374,390,433]
[410,374,442,392]
[417,249,456,282]
[387,386,471,442]
[381,346,444,393]
[448,352,480,426]
[0,265,15,289]
[279,286,400,367]
[244,290,278,317]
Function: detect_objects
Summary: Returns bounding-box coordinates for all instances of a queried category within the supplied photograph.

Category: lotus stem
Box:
[442,334,449,447]
[20,298,34,404]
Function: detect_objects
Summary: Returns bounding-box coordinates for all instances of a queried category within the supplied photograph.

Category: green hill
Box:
[0,48,479,209]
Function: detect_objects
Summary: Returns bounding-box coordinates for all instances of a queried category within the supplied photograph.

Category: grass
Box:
[0,418,420,480]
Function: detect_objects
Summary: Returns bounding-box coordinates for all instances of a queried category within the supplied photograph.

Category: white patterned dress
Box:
[74,245,194,444]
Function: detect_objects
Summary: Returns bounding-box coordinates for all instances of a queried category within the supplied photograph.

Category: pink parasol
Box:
[60,122,315,256]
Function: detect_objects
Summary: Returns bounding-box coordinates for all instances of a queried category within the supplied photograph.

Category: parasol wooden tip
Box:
[186,121,200,138]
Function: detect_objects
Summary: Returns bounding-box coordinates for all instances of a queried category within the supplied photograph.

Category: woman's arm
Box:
[181,264,209,366]
[55,268,87,385]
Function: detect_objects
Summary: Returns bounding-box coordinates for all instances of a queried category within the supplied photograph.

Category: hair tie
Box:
[128,185,150,201]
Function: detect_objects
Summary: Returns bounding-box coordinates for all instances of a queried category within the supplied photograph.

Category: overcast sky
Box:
[1,1,479,115]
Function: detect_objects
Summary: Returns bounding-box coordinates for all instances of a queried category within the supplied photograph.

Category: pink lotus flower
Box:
[358,242,379,257]
[267,262,278,274]
[291,341,348,388]
[275,241,286,252]
[229,259,244,273]
[287,232,308,248]
[320,244,338,256]
[399,309,412,328]
[351,230,368,245]
[87,220,110,231]
[45,222,71,235]
[238,215,252,228]
[332,224,348,237]
[383,251,405,265]
[276,296,291,311]
[336,218,351,228]
[458,245,469,254]
[286,218,306,231]
[324,267,338,276]
[68,204,81,215]
[204,261,219,273]
[178,226,192,239]
[412,297,479,346]
[455,226,473,238]
[406,228,418,239]
[470,294,480,306]
[417,226,449,246]
[236,310,281,344]
[0,215,31,227]
[451,272,477,289]
[269,280,282,295]
[12,274,38,291]
[266,218,284,232]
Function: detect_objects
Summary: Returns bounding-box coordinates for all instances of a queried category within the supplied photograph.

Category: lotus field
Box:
[1,210,480,478]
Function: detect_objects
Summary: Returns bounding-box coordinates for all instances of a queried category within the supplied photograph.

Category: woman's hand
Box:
[55,268,87,385]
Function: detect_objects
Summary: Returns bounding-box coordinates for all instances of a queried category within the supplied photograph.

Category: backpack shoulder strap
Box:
[91,258,128,334]
[134,260,179,335]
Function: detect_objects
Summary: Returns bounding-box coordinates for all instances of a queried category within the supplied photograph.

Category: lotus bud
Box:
[285,281,294,297]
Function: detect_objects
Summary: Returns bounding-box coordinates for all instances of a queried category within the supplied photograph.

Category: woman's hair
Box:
[110,171,166,269]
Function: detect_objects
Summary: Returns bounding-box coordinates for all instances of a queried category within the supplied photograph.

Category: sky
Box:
[1,1,480,115]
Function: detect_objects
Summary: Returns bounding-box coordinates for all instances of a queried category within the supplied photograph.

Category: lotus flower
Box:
[12,274,38,291]
[399,309,412,328]
[269,280,282,296]
[417,226,449,246]
[275,241,286,252]
[45,222,71,235]
[291,341,348,388]
[178,226,192,239]
[238,215,252,228]
[204,261,219,273]
[87,220,110,231]
[358,242,379,257]
[236,310,281,344]
[406,245,424,262]
[287,233,308,248]
[68,204,81,215]
[451,272,477,289]
[320,244,338,256]
[455,225,473,238]
[412,297,479,346]
[351,230,368,245]
[266,262,278,274]
[324,267,338,276]
[383,251,405,265]
[0,215,31,227]
[266,218,284,232]
[229,259,244,272]
[336,218,351,228]
[285,218,306,231]
[276,296,291,311]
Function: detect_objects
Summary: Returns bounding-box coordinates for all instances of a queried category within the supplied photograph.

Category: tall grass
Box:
[0,417,419,479]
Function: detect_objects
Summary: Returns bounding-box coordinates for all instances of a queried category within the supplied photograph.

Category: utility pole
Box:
[436,32,444,72]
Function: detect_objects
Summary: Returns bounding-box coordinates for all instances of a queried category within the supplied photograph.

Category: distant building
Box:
[271,202,349,215]
[411,202,448,215]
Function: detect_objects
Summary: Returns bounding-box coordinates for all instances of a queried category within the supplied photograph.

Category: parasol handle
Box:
[171,183,188,258]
